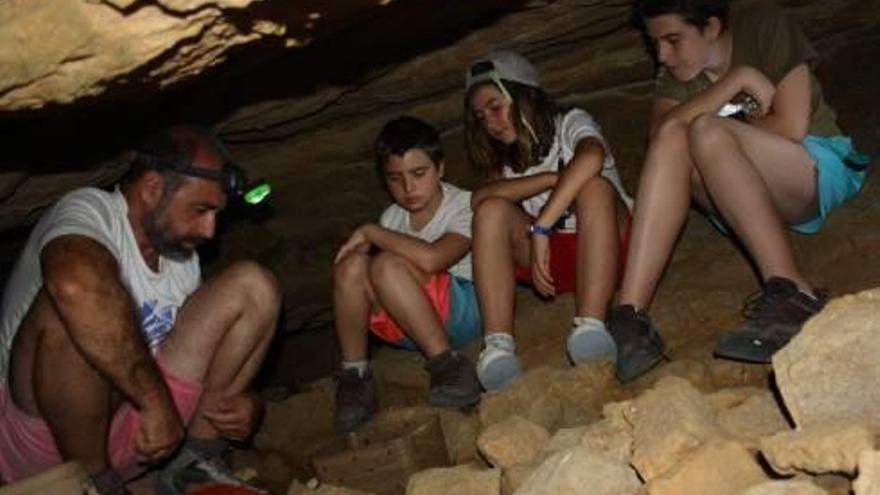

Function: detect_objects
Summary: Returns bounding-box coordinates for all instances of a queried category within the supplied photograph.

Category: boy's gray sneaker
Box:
[715,277,827,363]
[154,446,266,495]
[334,368,378,433]
[566,317,616,365]
[476,334,522,391]
[425,350,481,408]
[608,305,666,383]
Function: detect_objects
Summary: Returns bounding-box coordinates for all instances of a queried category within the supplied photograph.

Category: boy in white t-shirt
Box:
[332,116,481,432]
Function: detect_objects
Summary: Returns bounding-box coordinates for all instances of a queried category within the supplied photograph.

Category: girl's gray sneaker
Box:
[567,316,617,365]
[476,333,522,391]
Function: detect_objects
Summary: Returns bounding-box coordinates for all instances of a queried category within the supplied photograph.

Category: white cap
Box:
[465,50,540,91]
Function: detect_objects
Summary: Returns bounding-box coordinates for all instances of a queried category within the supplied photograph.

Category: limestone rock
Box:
[578,419,634,464]
[854,450,880,495]
[501,462,540,495]
[717,391,790,448]
[736,480,828,495]
[512,446,644,495]
[0,0,281,111]
[477,358,617,430]
[627,376,721,481]
[773,288,880,430]
[648,439,769,495]
[405,465,501,495]
[760,421,874,475]
[477,416,550,469]
[543,426,588,454]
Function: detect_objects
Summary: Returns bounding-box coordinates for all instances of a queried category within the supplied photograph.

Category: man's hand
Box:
[201,391,265,442]
[334,225,372,264]
[530,234,555,298]
[135,400,185,463]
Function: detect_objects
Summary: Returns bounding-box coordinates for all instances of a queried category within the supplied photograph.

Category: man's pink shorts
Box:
[0,359,202,483]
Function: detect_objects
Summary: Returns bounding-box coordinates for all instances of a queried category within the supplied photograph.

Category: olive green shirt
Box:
[656,0,841,136]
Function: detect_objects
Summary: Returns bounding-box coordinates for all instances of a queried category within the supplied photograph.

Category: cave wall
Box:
[1,0,878,332]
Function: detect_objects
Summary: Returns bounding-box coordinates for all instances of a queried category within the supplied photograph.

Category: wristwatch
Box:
[527,224,555,236]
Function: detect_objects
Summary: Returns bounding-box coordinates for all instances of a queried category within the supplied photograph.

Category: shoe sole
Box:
[714,333,775,363]
[427,390,481,408]
[615,340,666,383]
[567,328,617,365]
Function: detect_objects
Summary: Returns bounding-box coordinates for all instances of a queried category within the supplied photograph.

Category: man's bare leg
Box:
[9,291,120,475]
[158,261,280,441]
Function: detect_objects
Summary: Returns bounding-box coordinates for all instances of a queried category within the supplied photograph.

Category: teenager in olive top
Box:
[608,0,866,381]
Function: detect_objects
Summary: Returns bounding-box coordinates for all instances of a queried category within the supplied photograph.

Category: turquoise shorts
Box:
[708,135,867,235]
[789,135,868,234]
[394,276,481,351]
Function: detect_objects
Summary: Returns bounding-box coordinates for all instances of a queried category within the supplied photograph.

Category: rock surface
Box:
[627,377,721,481]
[512,446,643,495]
[760,421,875,476]
[647,439,769,495]
[737,480,828,495]
[854,451,880,495]
[773,288,880,430]
[405,465,501,495]
[477,416,550,469]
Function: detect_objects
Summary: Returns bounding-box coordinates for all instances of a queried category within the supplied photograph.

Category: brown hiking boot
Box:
[334,368,378,433]
[425,350,481,408]
[715,277,827,363]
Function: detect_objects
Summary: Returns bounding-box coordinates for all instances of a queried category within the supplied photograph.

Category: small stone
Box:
[512,446,643,495]
[648,439,769,495]
[477,415,550,469]
[760,420,874,475]
[736,480,828,495]
[406,465,501,495]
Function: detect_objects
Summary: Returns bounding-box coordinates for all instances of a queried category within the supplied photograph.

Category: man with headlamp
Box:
[0,125,279,495]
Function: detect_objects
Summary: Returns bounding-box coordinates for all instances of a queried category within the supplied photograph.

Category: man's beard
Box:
[143,205,203,261]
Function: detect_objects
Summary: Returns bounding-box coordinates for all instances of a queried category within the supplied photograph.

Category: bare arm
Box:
[41,235,174,411]
[534,137,606,228]
[748,63,811,141]
[650,65,777,138]
[42,235,184,461]
[471,172,558,210]
[360,224,470,274]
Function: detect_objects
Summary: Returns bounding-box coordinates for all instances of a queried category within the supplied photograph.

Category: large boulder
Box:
[759,421,874,475]
[773,288,880,429]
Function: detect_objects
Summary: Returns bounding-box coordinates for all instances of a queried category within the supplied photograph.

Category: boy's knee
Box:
[652,118,690,147]
[334,251,370,287]
[368,251,408,283]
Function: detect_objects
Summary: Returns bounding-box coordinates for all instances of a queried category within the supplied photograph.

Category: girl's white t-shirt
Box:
[502,108,632,232]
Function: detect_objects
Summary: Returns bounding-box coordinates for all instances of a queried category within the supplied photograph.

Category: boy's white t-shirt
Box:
[0,187,201,382]
[378,181,473,281]
[502,108,633,232]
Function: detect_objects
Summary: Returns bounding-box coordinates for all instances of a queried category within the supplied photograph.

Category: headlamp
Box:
[135,152,271,206]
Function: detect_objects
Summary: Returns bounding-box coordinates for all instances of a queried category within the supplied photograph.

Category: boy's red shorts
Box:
[514,215,631,294]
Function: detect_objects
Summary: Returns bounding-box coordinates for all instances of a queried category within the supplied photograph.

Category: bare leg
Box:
[332,252,378,363]
[159,261,280,440]
[368,251,448,358]
[688,115,817,291]
[9,291,120,474]
[472,197,532,335]
[619,120,695,309]
[573,177,625,320]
